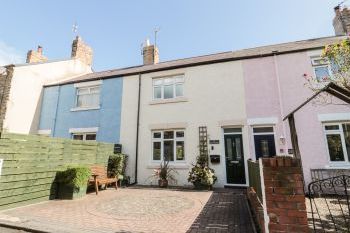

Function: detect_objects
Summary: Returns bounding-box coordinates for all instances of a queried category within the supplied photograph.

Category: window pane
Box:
[163,140,174,161]
[153,79,163,85]
[326,134,345,161]
[90,87,100,94]
[154,86,162,99]
[90,93,99,107]
[86,134,96,141]
[163,78,174,85]
[153,142,161,160]
[224,128,242,133]
[343,124,350,161]
[325,125,339,130]
[164,131,174,139]
[77,88,89,95]
[253,127,274,133]
[315,66,330,81]
[175,84,183,97]
[176,131,184,138]
[176,141,185,160]
[73,134,83,140]
[164,85,174,99]
[153,132,161,138]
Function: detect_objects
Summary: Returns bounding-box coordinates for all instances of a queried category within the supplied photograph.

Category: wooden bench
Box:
[89,165,118,195]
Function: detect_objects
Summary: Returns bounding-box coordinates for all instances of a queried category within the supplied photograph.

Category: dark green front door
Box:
[224,134,246,184]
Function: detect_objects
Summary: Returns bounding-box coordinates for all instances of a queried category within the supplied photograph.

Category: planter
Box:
[57,183,87,200]
[193,181,212,191]
[158,179,168,188]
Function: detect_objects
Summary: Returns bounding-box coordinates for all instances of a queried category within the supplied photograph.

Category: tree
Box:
[304,39,350,104]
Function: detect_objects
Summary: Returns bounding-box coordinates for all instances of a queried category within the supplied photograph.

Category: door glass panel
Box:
[325,125,340,131]
[153,142,161,160]
[253,127,274,133]
[326,134,345,161]
[226,138,233,159]
[261,140,270,157]
[224,128,242,134]
[164,140,174,161]
[235,137,242,160]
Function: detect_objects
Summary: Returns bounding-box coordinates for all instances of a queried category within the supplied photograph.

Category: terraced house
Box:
[37,7,350,187]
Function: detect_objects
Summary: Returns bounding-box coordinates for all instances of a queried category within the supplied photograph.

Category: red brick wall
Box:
[247,187,265,233]
[262,157,308,233]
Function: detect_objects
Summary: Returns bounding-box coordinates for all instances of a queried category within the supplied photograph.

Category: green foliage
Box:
[305,39,350,95]
[56,166,91,189]
[107,154,126,178]
[188,156,217,188]
[150,159,178,184]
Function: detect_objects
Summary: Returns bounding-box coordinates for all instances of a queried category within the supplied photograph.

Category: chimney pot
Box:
[26,45,48,63]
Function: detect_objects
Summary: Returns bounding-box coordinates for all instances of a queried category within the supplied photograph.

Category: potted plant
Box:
[152,159,177,188]
[56,166,91,200]
[188,156,217,190]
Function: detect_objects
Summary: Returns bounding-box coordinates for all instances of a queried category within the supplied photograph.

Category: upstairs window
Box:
[76,86,100,108]
[311,57,331,82]
[153,75,184,100]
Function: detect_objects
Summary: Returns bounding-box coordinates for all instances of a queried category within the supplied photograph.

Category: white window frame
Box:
[151,130,185,163]
[323,122,350,165]
[71,132,97,141]
[311,56,332,82]
[75,85,100,109]
[152,75,184,100]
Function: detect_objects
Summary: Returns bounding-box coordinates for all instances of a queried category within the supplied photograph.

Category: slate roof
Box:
[45,35,348,87]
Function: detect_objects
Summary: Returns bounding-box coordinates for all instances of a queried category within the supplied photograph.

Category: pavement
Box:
[0,187,255,233]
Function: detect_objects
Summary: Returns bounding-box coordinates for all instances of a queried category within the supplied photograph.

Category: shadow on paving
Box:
[187,188,256,233]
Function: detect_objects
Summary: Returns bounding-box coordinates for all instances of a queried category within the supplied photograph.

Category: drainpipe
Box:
[273,53,288,154]
[132,73,142,185]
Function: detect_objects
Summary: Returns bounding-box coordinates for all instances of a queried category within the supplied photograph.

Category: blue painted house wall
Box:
[38,77,123,143]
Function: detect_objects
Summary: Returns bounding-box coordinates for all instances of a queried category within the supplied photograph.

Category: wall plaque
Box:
[209,140,220,144]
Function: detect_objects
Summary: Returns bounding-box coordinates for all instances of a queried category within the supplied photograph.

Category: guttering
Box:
[133,73,142,185]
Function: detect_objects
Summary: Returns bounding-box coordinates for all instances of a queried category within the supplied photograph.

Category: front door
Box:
[224,134,246,184]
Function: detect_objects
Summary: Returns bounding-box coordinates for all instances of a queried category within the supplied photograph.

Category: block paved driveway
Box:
[0,187,255,233]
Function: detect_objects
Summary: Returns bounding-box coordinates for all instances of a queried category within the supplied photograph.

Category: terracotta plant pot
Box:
[158,179,168,188]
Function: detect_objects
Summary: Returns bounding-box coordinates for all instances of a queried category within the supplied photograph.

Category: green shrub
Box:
[107,154,127,178]
[56,166,91,189]
[188,156,217,188]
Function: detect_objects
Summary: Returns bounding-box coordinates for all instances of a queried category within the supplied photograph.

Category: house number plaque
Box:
[209,140,220,144]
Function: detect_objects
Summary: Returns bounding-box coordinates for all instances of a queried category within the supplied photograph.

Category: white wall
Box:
[3,59,92,134]
[120,61,250,187]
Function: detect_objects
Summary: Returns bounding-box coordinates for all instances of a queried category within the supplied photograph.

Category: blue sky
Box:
[0,0,344,71]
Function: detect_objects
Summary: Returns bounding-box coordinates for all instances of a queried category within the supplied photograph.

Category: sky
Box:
[0,0,346,71]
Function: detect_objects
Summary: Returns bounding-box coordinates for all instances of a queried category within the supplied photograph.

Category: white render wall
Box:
[120,61,251,187]
[3,59,92,134]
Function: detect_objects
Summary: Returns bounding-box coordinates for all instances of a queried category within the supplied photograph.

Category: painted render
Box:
[243,50,350,185]
[3,59,92,134]
[38,77,123,143]
[119,61,250,186]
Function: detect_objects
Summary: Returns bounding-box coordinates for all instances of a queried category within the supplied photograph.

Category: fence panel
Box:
[0,132,115,210]
[248,159,262,203]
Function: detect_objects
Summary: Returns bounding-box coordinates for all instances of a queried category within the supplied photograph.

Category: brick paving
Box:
[0,187,255,233]
[187,188,256,233]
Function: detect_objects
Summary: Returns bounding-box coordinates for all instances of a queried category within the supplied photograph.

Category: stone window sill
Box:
[149,97,188,105]
[70,106,100,112]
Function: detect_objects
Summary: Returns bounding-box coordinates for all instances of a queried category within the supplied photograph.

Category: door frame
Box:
[221,127,248,187]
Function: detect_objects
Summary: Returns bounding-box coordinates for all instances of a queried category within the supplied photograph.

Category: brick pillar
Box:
[262,157,308,233]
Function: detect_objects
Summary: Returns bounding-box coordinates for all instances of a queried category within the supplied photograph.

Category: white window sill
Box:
[325,164,350,169]
[149,97,188,105]
[70,106,100,112]
[147,163,189,170]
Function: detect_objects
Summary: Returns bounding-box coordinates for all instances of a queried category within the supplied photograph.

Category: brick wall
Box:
[71,36,93,66]
[143,44,159,65]
[0,66,14,132]
[262,157,308,233]
[247,187,265,233]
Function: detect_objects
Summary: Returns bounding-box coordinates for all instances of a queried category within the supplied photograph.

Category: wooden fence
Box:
[0,133,115,210]
[248,159,262,202]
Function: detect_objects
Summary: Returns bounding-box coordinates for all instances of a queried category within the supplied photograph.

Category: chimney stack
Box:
[333,5,350,36]
[142,39,159,65]
[26,45,48,63]
[71,36,93,67]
